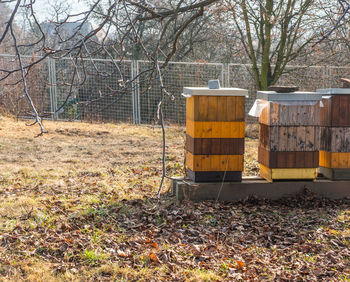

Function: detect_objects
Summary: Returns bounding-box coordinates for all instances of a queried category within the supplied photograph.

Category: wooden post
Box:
[184,86,248,182]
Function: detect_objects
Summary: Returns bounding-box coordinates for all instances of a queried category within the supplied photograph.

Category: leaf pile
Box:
[1,190,349,280]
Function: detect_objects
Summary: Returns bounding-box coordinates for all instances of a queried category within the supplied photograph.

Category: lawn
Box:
[0,115,349,281]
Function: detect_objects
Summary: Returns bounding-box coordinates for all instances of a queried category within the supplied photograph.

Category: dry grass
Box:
[0,115,348,281]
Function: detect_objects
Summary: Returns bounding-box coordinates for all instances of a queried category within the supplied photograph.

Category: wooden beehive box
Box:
[184,87,248,182]
[318,88,350,180]
[257,91,323,182]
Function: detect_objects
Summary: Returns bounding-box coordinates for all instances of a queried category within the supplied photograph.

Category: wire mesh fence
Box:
[137,61,224,125]
[1,53,350,125]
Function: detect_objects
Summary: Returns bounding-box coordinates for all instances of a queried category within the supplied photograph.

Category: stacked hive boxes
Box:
[184,86,248,182]
[257,91,323,182]
[318,89,350,179]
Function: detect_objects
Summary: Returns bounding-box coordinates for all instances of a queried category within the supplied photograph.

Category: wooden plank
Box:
[270,102,279,125]
[186,152,243,172]
[217,96,227,121]
[295,151,305,168]
[235,96,245,121]
[296,126,306,151]
[208,96,218,121]
[185,135,244,155]
[197,96,209,121]
[278,126,288,151]
[305,126,317,151]
[286,151,296,168]
[339,95,349,127]
[287,126,297,151]
[331,95,340,127]
[186,96,194,121]
[226,96,236,121]
[260,164,317,181]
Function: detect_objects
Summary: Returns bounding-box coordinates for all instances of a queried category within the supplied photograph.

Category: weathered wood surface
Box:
[260,164,317,182]
[259,124,320,152]
[185,135,244,155]
[186,120,245,138]
[320,127,350,152]
[186,96,245,121]
[319,150,350,169]
[186,169,242,182]
[186,152,243,172]
[259,102,320,126]
[258,147,319,168]
[320,95,350,127]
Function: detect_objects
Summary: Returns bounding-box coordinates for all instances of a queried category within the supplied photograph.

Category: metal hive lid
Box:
[317,88,350,95]
[183,87,248,97]
[257,91,323,101]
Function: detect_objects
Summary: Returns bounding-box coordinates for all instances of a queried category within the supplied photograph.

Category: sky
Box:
[32,0,89,21]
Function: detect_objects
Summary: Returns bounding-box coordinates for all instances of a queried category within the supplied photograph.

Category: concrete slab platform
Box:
[172,176,350,202]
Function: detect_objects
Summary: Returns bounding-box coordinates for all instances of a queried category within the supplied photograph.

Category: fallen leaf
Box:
[150,252,160,263]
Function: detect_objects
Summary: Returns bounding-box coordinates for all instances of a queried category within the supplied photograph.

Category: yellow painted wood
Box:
[319,150,350,168]
[186,96,194,121]
[186,120,245,138]
[260,164,316,182]
[198,96,209,121]
[186,96,245,121]
[226,96,236,121]
[235,96,245,121]
[186,152,244,172]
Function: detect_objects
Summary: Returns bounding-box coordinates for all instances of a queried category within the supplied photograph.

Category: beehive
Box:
[257,91,323,182]
[318,88,350,180]
[184,86,248,182]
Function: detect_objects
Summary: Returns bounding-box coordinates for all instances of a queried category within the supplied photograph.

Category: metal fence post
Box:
[136,60,141,124]
[48,57,58,120]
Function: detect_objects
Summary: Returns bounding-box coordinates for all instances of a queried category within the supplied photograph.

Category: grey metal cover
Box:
[257,91,323,101]
[183,87,248,97]
[317,88,350,95]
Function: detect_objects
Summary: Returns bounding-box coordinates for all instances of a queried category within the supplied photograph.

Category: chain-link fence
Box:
[1,53,350,125]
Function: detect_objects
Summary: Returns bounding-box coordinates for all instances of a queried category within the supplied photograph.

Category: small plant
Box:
[82,249,106,265]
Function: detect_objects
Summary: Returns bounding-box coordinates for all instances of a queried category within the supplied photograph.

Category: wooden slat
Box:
[186,120,245,138]
[331,95,340,127]
[235,96,245,121]
[185,135,244,155]
[186,152,243,172]
[339,95,349,127]
[186,96,194,121]
[217,96,227,121]
[226,96,236,121]
[197,96,209,121]
[208,96,218,121]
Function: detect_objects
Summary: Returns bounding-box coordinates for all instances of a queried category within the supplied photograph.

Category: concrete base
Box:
[172,176,350,202]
